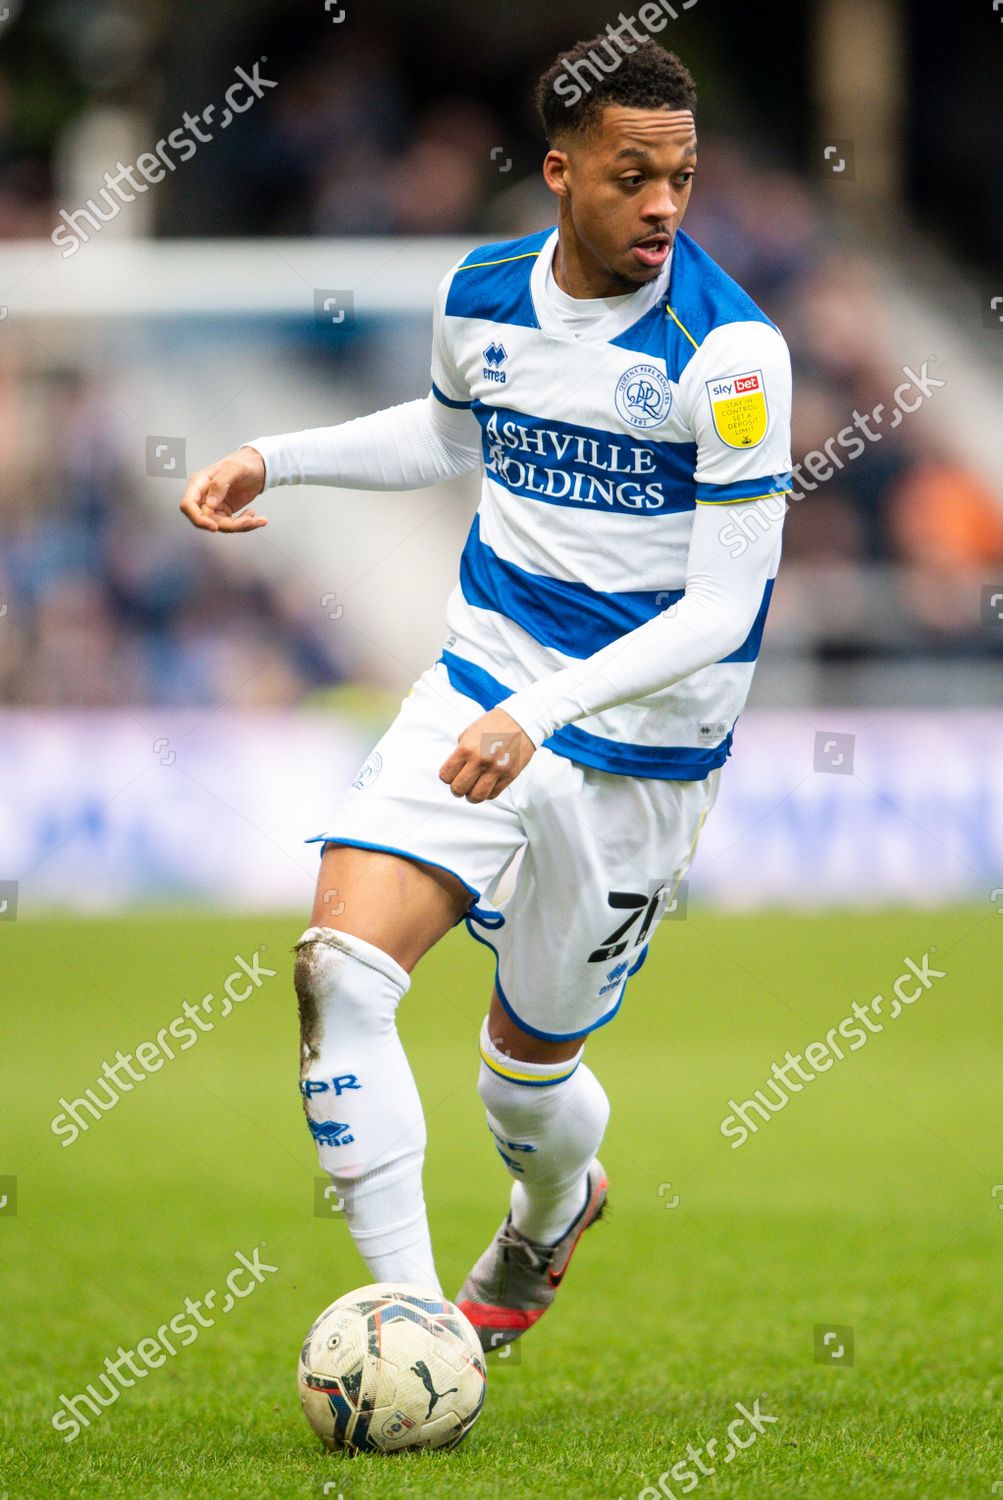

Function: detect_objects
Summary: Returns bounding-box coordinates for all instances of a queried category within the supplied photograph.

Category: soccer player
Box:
[179,36,792,1351]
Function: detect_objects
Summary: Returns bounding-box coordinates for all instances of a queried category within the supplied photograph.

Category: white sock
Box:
[295,926,440,1293]
[476,1018,610,1246]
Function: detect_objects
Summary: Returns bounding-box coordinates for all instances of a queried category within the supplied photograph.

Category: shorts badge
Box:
[347,750,383,798]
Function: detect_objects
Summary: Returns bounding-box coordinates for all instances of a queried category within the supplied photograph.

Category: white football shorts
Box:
[307,661,719,1042]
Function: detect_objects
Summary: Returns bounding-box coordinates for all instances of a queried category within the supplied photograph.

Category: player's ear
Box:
[542,148,571,198]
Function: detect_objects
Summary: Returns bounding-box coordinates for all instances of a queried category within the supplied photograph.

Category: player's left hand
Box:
[439,708,536,803]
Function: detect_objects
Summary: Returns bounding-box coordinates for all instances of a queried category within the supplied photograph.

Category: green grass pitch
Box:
[2,907,1001,1498]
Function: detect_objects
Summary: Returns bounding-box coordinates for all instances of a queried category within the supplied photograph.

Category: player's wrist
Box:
[242,437,300,491]
[500,692,552,750]
[237,443,271,492]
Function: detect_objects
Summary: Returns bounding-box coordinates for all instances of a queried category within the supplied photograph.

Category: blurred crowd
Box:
[0,7,1000,708]
[0,370,346,707]
[681,144,1003,656]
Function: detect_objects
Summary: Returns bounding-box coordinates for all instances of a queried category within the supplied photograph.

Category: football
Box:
[297,1283,487,1454]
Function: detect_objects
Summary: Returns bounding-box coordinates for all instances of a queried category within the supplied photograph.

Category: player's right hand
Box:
[178,446,268,533]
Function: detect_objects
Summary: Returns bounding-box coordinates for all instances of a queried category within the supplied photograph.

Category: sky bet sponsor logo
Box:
[710,372,762,398]
[482,408,676,513]
[482,341,508,383]
[706,368,768,448]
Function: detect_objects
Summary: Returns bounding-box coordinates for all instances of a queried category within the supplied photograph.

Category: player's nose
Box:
[641,203,676,228]
[641,185,680,224]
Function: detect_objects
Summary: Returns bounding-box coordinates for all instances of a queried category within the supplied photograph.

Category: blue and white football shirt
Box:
[431,225,793,781]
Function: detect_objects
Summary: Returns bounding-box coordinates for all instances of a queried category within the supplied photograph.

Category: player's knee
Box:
[294,926,406,1073]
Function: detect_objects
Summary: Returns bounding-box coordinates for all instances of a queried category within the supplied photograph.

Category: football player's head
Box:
[536,37,698,293]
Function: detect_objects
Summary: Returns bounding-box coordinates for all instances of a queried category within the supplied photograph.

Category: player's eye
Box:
[620,174,645,189]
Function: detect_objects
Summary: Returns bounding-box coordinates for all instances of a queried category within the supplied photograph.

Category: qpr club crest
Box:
[614,364,673,429]
[346,749,383,799]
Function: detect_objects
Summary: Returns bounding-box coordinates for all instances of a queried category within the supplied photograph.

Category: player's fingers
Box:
[448,769,480,799]
[443,752,482,798]
[202,476,233,513]
[214,510,268,533]
[464,772,500,804]
[178,472,218,530]
[438,747,465,785]
[186,508,219,531]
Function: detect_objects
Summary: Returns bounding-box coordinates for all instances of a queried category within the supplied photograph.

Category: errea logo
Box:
[307,1118,355,1149]
[483,342,508,384]
[599,960,629,997]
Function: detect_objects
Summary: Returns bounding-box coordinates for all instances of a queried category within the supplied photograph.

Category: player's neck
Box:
[553,219,637,301]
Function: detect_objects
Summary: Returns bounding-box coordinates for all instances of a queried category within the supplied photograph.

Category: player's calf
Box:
[457,1018,610,1348]
[294,925,439,1291]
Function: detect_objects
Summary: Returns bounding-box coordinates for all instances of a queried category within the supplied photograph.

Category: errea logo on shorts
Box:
[614,364,673,428]
[599,961,629,997]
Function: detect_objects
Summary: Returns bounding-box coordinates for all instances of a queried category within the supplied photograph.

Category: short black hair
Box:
[536,36,697,144]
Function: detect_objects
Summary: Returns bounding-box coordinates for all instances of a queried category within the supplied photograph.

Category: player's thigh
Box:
[305,662,527,971]
[309,842,471,973]
[477,758,719,1043]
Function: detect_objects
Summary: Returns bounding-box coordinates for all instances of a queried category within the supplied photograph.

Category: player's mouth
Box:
[630,233,672,270]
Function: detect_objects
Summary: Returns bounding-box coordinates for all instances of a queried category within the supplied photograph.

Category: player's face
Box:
[547,105,697,295]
